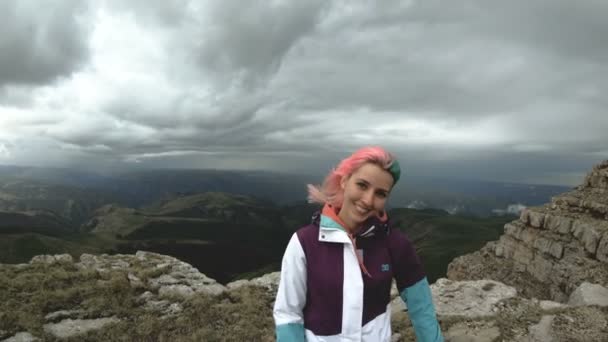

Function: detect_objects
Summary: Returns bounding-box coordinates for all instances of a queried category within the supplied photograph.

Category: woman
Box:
[273,146,443,341]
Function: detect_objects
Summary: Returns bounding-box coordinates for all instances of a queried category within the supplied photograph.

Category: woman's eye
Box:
[357,182,367,189]
[376,192,387,198]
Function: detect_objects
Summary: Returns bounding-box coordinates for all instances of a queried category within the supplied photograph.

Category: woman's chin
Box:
[352,210,371,223]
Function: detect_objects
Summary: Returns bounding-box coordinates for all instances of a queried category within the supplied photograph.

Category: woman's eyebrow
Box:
[355,178,389,193]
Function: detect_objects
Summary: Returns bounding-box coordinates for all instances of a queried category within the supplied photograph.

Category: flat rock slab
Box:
[538,300,567,311]
[444,321,501,342]
[226,272,281,291]
[43,317,120,338]
[45,310,86,322]
[1,332,39,342]
[527,315,555,342]
[390,296,407,315]
[432,278,517,318]
[568,282,608,307]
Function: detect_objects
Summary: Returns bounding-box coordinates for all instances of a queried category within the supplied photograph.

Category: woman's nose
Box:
[361,190,373,206]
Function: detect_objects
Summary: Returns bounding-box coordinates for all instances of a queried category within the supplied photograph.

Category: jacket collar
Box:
[313,204,390,244]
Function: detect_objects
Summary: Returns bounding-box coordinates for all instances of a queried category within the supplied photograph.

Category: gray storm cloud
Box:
[195,0,326,88]
[0,1,91,87]
[0,0,606,185]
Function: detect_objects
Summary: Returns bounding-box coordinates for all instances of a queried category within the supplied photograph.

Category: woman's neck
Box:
[337,209,360,235]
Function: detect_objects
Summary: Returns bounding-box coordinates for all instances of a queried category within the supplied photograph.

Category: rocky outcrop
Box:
[1,332,38,342]
[448,160,608,302]
[399,279,608,341]
[568,282,608,307]
[43,317,120,339]
[0,251,228,341]
[2,251,608,341]
[431,279,518,318]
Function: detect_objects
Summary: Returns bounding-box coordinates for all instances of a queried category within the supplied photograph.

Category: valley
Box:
[0,166,548,283]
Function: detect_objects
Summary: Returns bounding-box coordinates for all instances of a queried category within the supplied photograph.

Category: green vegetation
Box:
[0,262,276,341]
[0,234,108,264]
[390,208,514,282]
[0,191,513,285]
[0,179,121,226]
[145,192,272,215]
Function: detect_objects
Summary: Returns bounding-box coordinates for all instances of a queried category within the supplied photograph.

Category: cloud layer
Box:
[0,0,606,185]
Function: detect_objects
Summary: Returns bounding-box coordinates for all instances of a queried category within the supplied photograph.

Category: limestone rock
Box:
[538,300,567,311]
[526,315,555,342]
[549,306,608,341]
[444,321,501,342]
[78,254,101,269]
[390,296,407,315]
[227,272,281,290]
[45,310,86,322]
[597,232,608,262]
[527,210,545,228]
[137,291,154,303]
[149,274,180,289]
[43,317,120,338]
[391,280,399,298]
[248,271,281,290]
[159,284,195,298]
[226,279,249,290]
[127,273,143,288]
[431,278,517,318]
[568,282,608,307]
[447,160,608,303]
[543,214,572,235]
[1,332,39,342]
[30,254,73,265]
[192,283,226,296]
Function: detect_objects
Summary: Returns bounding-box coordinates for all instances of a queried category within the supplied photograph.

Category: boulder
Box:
[43,317,120,338]
[444,322,501,342]
[568,282,608,307]
[431,279,517,318]
[526,315,555,342]
[1,332,39,342]
[30,254,73,265]
[158,284,195,299]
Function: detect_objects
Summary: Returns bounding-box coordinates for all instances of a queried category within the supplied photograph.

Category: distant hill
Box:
[71,193,317,283]
[0,210,75,235]
[0,164,570,217]
[390,208,514,282]
[0,233,107,264]
[0,178,123,226]
[0,164,552,283]
[388,178,570,217]
[0,165,315,207]
[0,189,508,284]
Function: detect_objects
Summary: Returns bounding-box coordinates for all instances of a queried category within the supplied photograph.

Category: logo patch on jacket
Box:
[381,264,390,272]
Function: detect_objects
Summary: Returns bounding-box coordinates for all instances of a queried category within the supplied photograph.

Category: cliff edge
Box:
[448,160,608,303]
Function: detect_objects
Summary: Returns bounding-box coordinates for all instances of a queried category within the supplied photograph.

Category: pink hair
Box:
[307,146,397,207]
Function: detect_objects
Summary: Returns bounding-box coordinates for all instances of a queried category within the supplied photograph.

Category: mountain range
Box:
[0,164,562,282]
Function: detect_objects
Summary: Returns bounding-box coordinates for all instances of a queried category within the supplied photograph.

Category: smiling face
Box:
[338,162,394,233]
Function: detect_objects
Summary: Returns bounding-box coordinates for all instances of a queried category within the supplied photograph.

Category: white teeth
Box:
[355,205,370,215]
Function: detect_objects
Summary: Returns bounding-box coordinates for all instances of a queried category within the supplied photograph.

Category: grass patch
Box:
[0,262,276,341]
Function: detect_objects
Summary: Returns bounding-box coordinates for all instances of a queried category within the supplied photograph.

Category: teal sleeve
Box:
[276,323,306,342]
[401,277,444,342]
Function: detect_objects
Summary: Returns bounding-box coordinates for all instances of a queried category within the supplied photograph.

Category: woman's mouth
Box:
[355,204,371,216]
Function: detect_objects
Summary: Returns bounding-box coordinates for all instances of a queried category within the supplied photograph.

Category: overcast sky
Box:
[1,0,607,186]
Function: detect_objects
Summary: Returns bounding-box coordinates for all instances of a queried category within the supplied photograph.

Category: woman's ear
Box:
[340,175,348,190]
